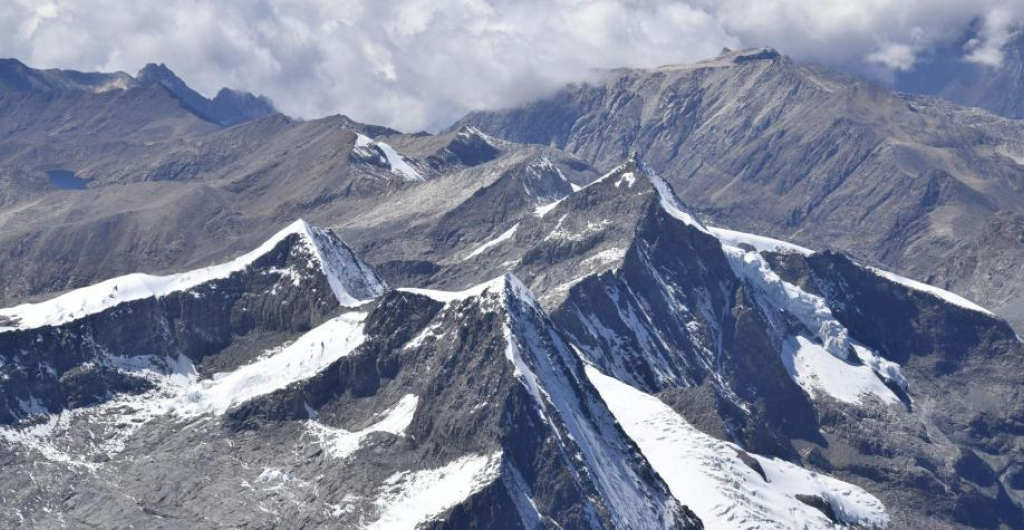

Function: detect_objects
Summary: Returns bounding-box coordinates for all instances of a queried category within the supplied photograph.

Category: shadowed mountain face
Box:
[423,157,1024,528]
[454,47,1024,332]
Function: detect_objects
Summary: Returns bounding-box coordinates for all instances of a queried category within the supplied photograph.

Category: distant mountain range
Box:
[1,53,1024,528]
[0,57,275,127]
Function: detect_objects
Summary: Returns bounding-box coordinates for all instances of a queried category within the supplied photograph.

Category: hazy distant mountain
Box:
[136,62,276,126]
[894,29,1024,120]
[0,57,275,129]
[455,47,1024,332]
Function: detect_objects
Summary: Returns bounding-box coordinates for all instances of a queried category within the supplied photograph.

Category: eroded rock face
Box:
[0,270,700,529]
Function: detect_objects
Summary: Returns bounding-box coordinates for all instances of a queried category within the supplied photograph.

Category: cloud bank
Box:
[2,0,1021,131]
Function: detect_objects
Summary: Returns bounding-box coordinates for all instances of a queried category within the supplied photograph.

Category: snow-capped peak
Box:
[0,220,383,332]
[631,153,710,233]
[293,220,386,305]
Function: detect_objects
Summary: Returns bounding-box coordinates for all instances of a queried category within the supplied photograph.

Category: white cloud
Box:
[693,0,1024,74]
[965,6,1022,67]
[866,41,918,71]
[0,0,737,131]
[0,0,1022,131]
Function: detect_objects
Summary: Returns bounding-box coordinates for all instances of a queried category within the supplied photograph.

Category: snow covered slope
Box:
[588,367,888,529]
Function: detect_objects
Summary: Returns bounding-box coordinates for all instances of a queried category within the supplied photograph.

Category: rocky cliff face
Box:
[363,153,1024,527]
[0,224,701,529]
[454,48,1024,333]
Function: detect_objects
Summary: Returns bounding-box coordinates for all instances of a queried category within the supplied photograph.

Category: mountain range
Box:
[456,47,1024,332]
[1,51,1024,529]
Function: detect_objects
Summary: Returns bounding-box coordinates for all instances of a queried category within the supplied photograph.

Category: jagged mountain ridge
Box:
[1,218,704,528]
[343,153,1024,527]
[0,62,588,300]
[4,154,1023,528]
[135,62,276,127]
[2,52,1024,528]
[0,220,384,423]
[454,47,1024,333]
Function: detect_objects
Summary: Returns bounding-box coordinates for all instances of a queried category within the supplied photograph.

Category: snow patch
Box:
[367,451,503,529]
[647,171,709,234]
[869,267,992,316]
[463,223,519,261]
[257,468,294,484]
[723,246,852,360]
[581,247,627,269]
[709,226,813,255]
[356,134,424,181]
[722,245,907,405]
[175,312,367,416]
[399,273,533,307]
[534,197,565,217]
[307,394,419,459]
[399,277,506,304]
[782,336,901,405]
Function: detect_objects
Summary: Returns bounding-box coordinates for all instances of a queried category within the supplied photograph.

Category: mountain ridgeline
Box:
[2,152,1023,528]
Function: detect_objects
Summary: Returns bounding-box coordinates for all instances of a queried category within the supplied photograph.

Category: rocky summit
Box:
[1,53,1024,530]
